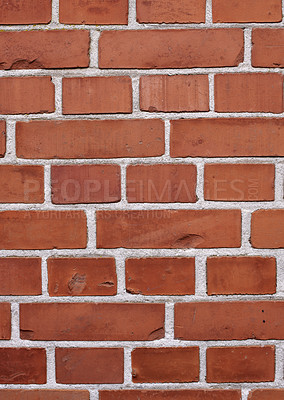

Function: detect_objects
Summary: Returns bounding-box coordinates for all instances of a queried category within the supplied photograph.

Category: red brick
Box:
[99,29,244,69]
[48,257,117,296]
[207,257,276,295]
[62,77,132,114]
[126,258,195,296]
[252,29,284,68]
[16,119,165,159]
[251,210,284,248]
[0,77,54,114]
[0,391,89,400]
[248,390,284,400]
[0,31,89,69]
[213,0,282,22]
[171,118,284,158]
[207,346,275,383]
[0,165,44,203]
[0,303,11,339]
[0,211,87,250]
[56,348,124,384]
[175,301,284,340]
[0,258,42,295]
[204,164,275,201]
[140,75,209,112]
[0,348,46,384]
[132,347,199,383]
[99,390,241,400]
[0,121,5,157]
[51,165,121,204]
[20,303,165,341]
[215,74,283,113]
[96,210,241,249]
[60,0,128,24]
[137,0,206,23]
[0,0,52,24]
[127,164,197,203]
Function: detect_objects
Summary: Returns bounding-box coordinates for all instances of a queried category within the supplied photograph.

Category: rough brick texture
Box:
[207,347,275,383]
[48,257,117,296]
[0,258,42,295]
[207,257,276,295]
[125,258,195,295]
[0,0,52,24]
[0,77,55,114]
[1,0,283,397]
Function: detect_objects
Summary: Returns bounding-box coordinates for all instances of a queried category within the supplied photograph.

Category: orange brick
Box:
[127,164,197,203]
[207,257,276,295]
[0,304,11,339]
[0,165,44,203]
[48,258,117,296]
[60,0,128,24]
[51,165,121,204]
[248,390,284,400]
[56,348,124,384]
[0,77,54,114]
[62,77,132,114]
[215,74,283,113]
[175,301,284,340]
[204,164,275,201]
[16,120,165,159]
[99,390,241,400]
[207,347,275,383]
[137,0,206,23]
[140,75,209,112]
[97,210,241,249]
[251,209,284,248]
[252,29,284,68]
[0,0,52,24]
[0,258,42,295]
[0,31,89,69]
[126,258,195,295]
[99,29,243,69]
[0,348,46,384]
[20,303,165,341]
[171,118,284,158]
[0,211,87,250]
[132,347,199,383]
[213,0,282,22]
[0,391,89,400]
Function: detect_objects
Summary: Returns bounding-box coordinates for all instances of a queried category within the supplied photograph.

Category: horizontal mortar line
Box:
[0,202,282,210]
[1,294,284,303]
[3,338,284,346]
[0,247,283,255]
[2,112,284,120]
[0,67,282,76]
[0,23,283,30]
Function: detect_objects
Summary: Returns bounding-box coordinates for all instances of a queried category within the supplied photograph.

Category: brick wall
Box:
[0,0,283,399]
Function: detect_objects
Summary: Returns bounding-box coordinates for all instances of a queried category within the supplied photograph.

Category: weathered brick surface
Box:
[1,1,283,396]
[16,120,165,159]
[125,257,195,295]
[48,257,117,296]
[0,348,46,384]
[131,347,199,383]
[0,77,55,114]
[0,258,42,295]
[0,0,52,24]
[207,257,276,295]
[99,30,244,69]
[0,31,89,70]
[20,303,165,341]
[207,347,275,383]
